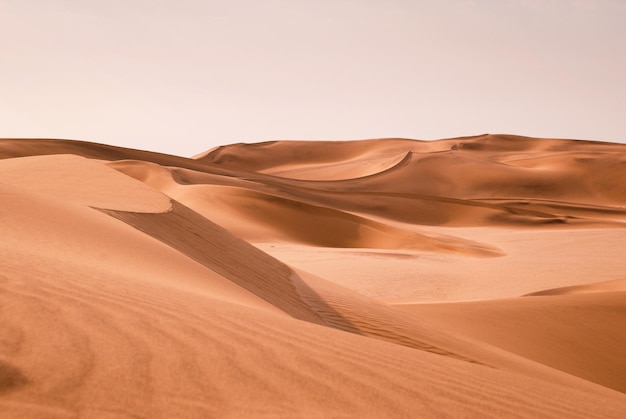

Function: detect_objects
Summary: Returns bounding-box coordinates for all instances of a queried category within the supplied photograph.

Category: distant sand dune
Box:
[262,151,413,180]
[200,134,626,206]
[1,135,626,417]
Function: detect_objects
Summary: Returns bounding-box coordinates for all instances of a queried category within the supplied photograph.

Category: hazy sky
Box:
[2,0,625,156]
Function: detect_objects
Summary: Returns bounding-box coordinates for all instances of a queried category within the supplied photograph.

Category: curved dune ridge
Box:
[262,151,413,180]
[1,136,626,417]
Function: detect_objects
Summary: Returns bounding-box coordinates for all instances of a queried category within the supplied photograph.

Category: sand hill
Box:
[0,134,625,418]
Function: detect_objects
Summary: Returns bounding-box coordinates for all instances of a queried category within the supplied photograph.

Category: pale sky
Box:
[2,0,625,157]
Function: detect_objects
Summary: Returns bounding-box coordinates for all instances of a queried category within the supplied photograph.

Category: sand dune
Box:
[1,135,626,417]
[524,277,626,296]
[395,290,626,393]
[199,135,626,223]
[105,170,504,255]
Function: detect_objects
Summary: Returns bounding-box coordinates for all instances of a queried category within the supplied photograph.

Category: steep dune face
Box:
[1,136,626,417]
[101,201,325,324]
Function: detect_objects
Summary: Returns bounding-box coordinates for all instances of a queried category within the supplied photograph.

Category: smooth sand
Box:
[1,134,625,418]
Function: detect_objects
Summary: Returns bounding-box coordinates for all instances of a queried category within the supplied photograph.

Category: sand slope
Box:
[1,136,626,417]
[395,289,626,393]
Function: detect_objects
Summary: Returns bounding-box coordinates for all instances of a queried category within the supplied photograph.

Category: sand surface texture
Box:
[1,135,625,418]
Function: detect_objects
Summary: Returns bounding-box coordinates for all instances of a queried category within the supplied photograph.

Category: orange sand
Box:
[1,135,625,418]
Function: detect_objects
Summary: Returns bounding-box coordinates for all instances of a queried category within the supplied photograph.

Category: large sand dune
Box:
[1,135,625,417]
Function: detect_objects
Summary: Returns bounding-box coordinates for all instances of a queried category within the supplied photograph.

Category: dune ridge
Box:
[524,277,626,296]
[1,135,626,417]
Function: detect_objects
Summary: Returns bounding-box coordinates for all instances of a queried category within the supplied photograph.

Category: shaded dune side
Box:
[0,181,284,314]
[100,201,325,325]
[395,291,626,393]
